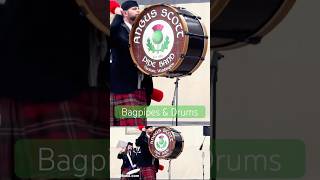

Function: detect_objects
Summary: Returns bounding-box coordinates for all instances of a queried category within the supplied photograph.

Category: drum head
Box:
[148,127,183,159]
[75,0,109,35]
[129,4,189,77]
[127,168,140,175]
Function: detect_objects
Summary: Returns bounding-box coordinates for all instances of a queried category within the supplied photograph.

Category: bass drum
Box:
[148,127,184,160]
[211,0,296,51]
[130,4,208,77]
[75,0,109,35]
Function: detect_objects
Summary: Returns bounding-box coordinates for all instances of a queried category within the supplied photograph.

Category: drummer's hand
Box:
[115,7,123,15]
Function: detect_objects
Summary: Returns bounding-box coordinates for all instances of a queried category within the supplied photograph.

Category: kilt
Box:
[139,166,157,180]
[110,89,147,126]
[120,167,130,180]
[0,90,109,180]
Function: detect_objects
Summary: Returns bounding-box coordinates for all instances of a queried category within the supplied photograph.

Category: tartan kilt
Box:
[120,167,130,180]
[0,90,109,180]
[139,166,157,180]
[110,89,147,126]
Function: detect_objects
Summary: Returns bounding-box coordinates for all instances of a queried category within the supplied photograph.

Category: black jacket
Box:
[117,151,137,170]
[0,0,91,102]
[110,15,153,104]
[135,131,159,168]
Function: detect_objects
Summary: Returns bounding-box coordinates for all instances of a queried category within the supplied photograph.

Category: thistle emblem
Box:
[156,135,167,150]
[147,24,170,53]
[152,24,164,44]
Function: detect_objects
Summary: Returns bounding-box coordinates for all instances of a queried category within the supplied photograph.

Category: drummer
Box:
[117,142,138,180]
[110,0,153,126]
[135,126,159,180]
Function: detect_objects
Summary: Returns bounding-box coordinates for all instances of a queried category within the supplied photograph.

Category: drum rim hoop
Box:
[75,0,109,35]
[129,4,189,77]
[148,126,181,159]
[188,20,208,76]
[211,0,230,23]
[169,138,184,160]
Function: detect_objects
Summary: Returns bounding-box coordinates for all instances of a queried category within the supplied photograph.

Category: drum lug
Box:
[181,54,205,61]
[185,32,208,39]
[178,12,201,20]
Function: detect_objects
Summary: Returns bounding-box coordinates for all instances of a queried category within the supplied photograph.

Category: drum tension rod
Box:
[178,12,201,20]
[180,54,205,60]
[167,73,183,78]
[185,32,208,39]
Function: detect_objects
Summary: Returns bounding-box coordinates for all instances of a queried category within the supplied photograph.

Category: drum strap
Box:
[137,73,144,89]
[152,157,155,165]
[123,21,144,90]
[127,153,136,169]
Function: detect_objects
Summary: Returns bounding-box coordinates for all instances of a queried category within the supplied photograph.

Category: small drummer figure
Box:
[117,142,139,180]
[136,126,160,180]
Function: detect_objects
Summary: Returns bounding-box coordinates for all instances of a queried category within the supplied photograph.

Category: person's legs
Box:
[0,98,16,180]
[139,167,156,180]
[110,89,147,126]
[0,90,108,179]
[120,167,130,180]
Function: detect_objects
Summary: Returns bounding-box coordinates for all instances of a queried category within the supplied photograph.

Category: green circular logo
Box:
[154,133,170,152]
[142,20,174,60]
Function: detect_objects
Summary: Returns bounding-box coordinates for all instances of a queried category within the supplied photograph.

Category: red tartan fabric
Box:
[139,166,157,180]
[0,90,108,180]
[110,89,147,126]
[120,167,130,180]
